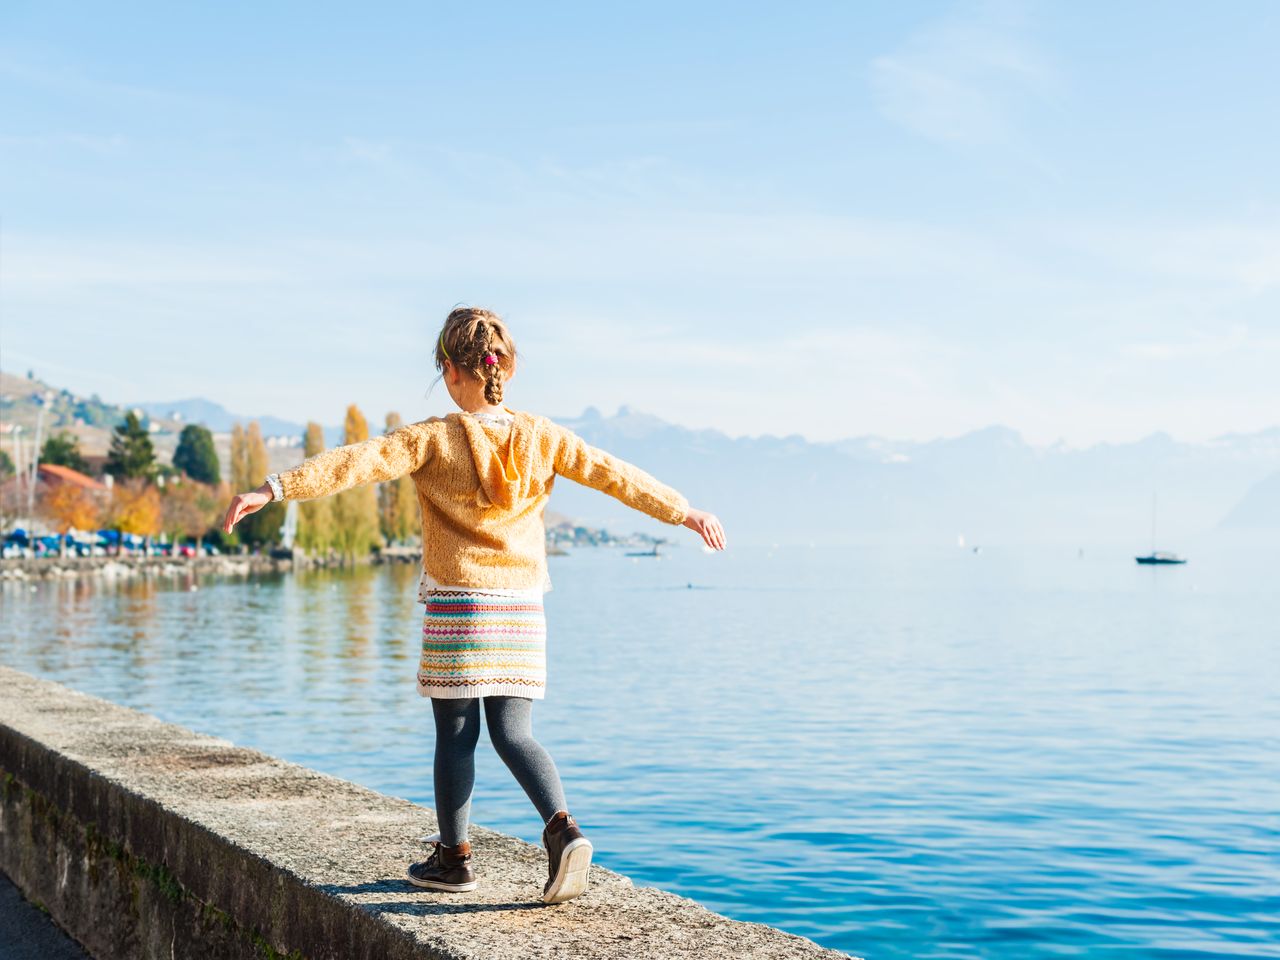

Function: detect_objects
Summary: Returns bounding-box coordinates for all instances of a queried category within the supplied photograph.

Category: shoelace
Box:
[416,842,442,873]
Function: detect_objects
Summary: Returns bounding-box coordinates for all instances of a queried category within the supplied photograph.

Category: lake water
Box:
[2,543,1277,959]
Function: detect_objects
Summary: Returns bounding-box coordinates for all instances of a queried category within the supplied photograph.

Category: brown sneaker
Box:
[541,811,593,904]
[406,839,478,892]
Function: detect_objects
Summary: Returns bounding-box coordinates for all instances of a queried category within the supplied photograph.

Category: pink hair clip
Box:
[484,353,498,365]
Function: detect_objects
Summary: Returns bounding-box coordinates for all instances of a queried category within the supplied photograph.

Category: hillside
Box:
[0,369,311,478]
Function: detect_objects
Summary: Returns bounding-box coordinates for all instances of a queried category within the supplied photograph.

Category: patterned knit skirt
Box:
[417,587,547,699]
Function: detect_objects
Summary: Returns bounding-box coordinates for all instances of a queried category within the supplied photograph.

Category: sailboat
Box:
[1135,493,1187,565]
[626,540,663,558]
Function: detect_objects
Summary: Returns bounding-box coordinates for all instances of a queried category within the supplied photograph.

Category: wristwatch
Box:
[264,473,284,502]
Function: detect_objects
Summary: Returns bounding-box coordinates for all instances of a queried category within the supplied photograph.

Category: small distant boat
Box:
[626,542,662,558]
[1135,493,1187,565]
[1135,551,1187,565]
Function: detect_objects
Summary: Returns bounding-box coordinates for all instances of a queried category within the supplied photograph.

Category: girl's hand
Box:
[683,508,726,551]
[223,483,274,534]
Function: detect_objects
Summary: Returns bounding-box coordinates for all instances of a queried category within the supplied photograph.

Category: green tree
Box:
[104,411,156,480]
[41,431,90,474]
[331,404,382,562]
[0,448,15,481]
[172,424,221,484]
[295,422,335,556]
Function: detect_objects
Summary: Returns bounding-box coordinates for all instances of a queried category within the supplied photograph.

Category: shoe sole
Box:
[404,868,478,892]
[542,837,593,904]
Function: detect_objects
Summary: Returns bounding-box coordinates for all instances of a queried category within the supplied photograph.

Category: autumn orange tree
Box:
[295,421,335,556]
[39,482,103,535]
[105,477,163,546]
[379,411,419,546]
[331,404,382,562]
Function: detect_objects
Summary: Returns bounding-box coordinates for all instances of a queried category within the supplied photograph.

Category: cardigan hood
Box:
[455,408,538,510]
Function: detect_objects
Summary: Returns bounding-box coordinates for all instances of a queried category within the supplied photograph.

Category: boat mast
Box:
[1150,492,1157,553]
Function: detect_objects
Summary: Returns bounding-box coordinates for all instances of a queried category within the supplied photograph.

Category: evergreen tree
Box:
[331,404,382,562]
[0,449,13,480]
[173,424,221,484]
[104,411,156,480]
[295,422,335,556]
[41,431,91,474]
[379,411,420,545]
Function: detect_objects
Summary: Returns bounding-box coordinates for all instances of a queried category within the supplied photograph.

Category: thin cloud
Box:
[1052,222,1280,295]
[870,2,1053,146]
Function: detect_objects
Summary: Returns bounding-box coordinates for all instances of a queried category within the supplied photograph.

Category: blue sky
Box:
[3,1,1277,446]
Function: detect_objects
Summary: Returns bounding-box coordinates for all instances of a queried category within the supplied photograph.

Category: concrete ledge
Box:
[0,667,855,959]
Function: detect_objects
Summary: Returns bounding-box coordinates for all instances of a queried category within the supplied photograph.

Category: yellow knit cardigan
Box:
[276,408,689,590]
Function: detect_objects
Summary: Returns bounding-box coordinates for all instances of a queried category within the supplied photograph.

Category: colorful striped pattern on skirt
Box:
[417,588,547,699]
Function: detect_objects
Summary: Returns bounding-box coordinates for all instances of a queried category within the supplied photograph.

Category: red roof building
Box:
[37,463,109,492]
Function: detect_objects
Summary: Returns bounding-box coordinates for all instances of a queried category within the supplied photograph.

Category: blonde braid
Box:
[433,307,518,404]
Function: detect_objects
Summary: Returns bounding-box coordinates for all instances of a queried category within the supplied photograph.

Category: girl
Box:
[223,306,726,905]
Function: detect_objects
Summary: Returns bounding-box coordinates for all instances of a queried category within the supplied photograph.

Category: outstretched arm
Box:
[222,419,437,533]
[550,423,726,550]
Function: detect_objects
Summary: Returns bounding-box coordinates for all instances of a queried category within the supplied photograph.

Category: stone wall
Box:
[0,667,855,959]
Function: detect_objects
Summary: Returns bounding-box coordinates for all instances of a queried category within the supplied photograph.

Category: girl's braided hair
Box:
[434,307,518,405]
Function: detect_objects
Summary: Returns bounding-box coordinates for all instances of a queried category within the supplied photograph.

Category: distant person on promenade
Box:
[223,306,725,905]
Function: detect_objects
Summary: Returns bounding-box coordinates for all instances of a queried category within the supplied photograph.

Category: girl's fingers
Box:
[223,494,253,533]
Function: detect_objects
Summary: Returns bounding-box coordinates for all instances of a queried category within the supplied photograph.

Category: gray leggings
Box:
[431,696,568,846]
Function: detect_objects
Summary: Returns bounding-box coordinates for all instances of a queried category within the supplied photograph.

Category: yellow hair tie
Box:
[439,332,450,361]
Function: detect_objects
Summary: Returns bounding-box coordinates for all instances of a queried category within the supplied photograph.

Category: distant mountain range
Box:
[4,369,1276,546]
[548,407,1280,547]
[1219,471,1280,532]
